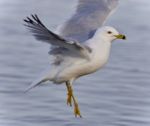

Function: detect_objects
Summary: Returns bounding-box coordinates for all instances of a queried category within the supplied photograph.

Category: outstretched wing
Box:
[24,14,86,54]
[58,0,119,42]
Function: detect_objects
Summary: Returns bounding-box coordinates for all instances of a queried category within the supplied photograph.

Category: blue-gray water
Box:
[0,0,150,126]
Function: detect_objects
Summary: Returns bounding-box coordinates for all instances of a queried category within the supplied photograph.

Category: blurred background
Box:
[0,0,150,126]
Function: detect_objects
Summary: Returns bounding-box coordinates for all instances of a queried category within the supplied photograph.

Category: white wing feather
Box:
[59,0,119,42]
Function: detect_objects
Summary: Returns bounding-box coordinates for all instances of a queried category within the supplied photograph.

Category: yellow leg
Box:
[66,82,82,118]
[72,93,82,118]
[66,83,72,106]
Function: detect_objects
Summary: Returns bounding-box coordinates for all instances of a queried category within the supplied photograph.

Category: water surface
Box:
[0,0,150,126]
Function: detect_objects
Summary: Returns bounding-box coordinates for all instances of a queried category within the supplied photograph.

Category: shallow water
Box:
[0,0,150,126]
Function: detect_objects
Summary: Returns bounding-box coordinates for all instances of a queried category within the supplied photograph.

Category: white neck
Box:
[85,36,112,63]
[87,35,111,50]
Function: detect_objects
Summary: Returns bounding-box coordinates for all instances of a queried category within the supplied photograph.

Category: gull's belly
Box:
[76,56,108,77]
[54,56,108,83]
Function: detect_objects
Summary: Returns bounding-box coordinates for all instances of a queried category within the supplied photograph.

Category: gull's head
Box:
[95,26,126,42]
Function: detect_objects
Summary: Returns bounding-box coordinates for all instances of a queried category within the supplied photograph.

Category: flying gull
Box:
[24,0,126,117]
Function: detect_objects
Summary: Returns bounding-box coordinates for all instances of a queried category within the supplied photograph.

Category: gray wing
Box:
[59,0,119,42]
[24,14,86,54]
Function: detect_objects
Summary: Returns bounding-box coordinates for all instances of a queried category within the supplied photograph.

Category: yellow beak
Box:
[115,34,126,40]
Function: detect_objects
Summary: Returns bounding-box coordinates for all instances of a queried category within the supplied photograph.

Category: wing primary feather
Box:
[24,14,66,42]
[24,14,90,58]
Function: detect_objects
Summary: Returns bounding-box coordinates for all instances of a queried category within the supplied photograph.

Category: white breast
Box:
[86,37,112,71]
[52,37,112,83]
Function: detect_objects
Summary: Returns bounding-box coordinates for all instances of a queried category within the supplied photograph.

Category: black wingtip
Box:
[31,14,37,21]
[23,14,46,27]
[23,16,33,24]
[23,19,28,23]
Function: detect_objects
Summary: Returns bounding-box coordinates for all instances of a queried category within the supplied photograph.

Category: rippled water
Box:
[0,0,150,126]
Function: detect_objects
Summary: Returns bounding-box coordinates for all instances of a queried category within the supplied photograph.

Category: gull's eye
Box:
[107,31,112,34]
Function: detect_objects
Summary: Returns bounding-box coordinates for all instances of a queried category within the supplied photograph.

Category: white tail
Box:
[24,66,52,93]
[24,77,48,93]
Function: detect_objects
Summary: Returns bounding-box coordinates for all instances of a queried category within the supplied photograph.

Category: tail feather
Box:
[24,78,48,93]
[24,67,52,93]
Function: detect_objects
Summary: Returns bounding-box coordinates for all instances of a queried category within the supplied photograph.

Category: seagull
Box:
[24,0,126,117]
